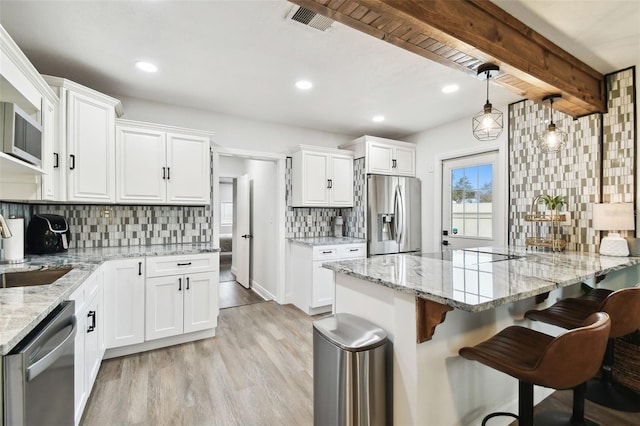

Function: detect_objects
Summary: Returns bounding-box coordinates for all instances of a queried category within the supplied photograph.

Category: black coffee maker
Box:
[26,214,71,254]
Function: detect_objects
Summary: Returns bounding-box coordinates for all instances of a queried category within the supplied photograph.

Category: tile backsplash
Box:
[0,203,212,249]
[509,67,635,253]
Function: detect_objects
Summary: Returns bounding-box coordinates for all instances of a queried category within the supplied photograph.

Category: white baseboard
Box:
[251,279,275,301]
[103,328,216,359]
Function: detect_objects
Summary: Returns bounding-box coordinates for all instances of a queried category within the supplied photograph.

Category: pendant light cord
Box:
[485,71,490,104]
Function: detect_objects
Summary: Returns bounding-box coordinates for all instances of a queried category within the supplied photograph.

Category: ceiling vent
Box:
[287,5,334,32]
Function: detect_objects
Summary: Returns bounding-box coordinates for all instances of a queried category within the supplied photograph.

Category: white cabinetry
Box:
[290,242,366,315]
[103,258,145,349]
[291,146,353,207]
[0,26,56,200]
[145,253,219,341]
[69,266,104,426]
[341,135,416,177]
[44,76,123,203]
[115,120,211,205]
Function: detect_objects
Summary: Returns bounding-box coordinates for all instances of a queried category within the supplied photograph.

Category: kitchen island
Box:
[323,247,640,425]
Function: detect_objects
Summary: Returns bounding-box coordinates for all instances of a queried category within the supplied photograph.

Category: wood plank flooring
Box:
[82,301,640,425]
[82,302,315,426]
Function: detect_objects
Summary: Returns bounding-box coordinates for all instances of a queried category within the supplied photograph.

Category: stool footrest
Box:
[481,411,518,426]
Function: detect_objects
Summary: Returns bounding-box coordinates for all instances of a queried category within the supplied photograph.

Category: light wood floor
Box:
[219,257,265,309]
[82,302,315,425]
[82,301,640,425]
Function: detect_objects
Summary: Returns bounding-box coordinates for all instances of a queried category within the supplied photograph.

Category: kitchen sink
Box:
[0,266,73,288]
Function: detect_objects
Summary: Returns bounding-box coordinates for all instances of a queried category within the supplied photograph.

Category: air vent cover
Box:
[288,5,334,32]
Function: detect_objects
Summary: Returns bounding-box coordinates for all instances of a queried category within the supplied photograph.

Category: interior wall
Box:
[219,181,233,235]
[117,95,353,153]
[404,109,509,253]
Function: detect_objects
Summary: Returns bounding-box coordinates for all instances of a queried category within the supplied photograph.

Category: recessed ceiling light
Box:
[372,115,385,123]
[295,80,313,90]
[136,61,158,73]
[442,84,459,94]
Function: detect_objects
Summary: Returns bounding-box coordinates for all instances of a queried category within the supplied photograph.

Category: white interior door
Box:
[236,174,251,289]
[442,151,504,249]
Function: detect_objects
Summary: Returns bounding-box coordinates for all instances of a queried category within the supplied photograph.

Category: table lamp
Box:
[592,203,635,256]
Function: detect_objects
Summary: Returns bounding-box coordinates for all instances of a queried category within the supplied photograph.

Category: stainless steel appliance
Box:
[4,300,76,425]
[0,102,43,167]
[368,174,421,256]
[26,214,71,254]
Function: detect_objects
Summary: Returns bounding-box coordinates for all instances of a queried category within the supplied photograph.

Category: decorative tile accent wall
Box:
[602,68,635,203]
[285,156,366,239]
[509,68,635,253]
[344,158,366,239]
[0,151,214,249]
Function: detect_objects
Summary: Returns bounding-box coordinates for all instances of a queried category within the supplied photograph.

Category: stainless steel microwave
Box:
[1,102,42,167]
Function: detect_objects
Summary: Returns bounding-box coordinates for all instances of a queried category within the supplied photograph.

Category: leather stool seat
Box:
[460,313,610,426]
[525,286,640,412]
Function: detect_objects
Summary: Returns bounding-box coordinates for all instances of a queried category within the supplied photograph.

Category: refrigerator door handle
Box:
[394,185,404,246]
[398,185,405,246]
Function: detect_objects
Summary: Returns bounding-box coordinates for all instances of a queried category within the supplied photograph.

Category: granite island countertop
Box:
[0,243,219,355]
[322,246,640,313]
[289,236,366,246]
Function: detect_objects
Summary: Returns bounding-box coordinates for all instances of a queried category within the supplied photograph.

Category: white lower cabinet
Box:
[70,266,104,426]
[145,253,219,341]
[103,258,145,348]
[290,242,366,315]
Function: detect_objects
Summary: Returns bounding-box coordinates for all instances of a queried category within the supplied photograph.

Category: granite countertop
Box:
[323,246,640,313]
[289,236,367,246]
[0,243,219,355]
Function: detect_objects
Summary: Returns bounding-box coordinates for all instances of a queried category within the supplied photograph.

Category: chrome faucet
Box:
[0,214,12,239]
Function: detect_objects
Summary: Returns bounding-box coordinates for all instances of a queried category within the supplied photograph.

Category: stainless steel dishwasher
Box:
[4,300,76,425]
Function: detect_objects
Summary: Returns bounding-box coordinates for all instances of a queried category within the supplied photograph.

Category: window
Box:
[220,202,233,226]
[450,164,493,239]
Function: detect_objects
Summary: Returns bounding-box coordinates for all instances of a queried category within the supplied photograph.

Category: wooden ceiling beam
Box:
[290,0,605,117]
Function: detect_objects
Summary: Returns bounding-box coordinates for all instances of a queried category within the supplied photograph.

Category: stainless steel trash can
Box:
[313,313,390,426]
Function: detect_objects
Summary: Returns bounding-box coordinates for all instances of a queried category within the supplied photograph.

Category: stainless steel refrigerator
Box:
[368,174,421,256]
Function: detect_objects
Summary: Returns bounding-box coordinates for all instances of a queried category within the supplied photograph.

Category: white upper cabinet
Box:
[116,120,211,205]
[291,146,354,208]
[342,135,416,177]
[166,132,211,205]
[44,76,123,203]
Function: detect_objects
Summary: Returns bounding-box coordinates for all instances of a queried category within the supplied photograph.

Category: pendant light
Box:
[536,94,567,153]
[472,64,503,141]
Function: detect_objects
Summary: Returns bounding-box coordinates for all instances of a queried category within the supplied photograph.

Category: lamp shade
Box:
[593,203,635,231]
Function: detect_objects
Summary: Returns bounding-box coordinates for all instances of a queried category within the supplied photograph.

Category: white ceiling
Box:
[0,1,638,139]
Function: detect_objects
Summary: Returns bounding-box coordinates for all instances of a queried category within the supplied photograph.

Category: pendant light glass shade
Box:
[536,95,567,153]
[472,64,503,141]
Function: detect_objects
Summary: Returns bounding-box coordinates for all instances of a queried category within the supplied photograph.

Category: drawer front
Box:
[338,244,366,259]
[146,253,218,278]
[312,247,339,261]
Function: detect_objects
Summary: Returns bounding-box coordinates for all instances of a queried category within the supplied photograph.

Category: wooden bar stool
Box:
[459,313,610,426]
[525,286,640,412]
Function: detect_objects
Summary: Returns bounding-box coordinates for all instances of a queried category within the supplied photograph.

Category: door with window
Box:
[442,151,504,248]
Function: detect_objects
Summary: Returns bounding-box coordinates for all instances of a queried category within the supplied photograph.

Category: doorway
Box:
[214,149,286,309]
[441,150,505,249]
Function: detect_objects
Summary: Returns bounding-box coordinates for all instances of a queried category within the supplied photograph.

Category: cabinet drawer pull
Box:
[162,167,166,179]
[177,262,192,266]
[178,278,182,291]
[186,277,190,290]
[138,261,142,276]
[321,250,333,254]
[69,154,76,170]
[392,159,397,168]
[349,248,359,252]
[53,152,59,168]
[167,167,170,180]
[87,311,96,333]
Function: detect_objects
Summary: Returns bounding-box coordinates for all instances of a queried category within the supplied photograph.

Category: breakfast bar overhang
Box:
[323,247,640,425]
